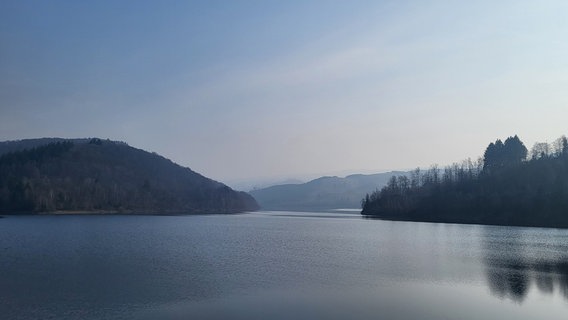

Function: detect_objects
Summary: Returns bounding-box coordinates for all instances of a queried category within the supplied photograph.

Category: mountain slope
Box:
[0,138,259,214]
[250,171,405,211]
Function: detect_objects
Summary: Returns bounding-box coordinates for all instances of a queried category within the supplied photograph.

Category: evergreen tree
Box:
[483,140,504,170]
[503,135,527,164]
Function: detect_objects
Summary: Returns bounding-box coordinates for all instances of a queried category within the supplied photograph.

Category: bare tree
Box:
[531,142,550,160]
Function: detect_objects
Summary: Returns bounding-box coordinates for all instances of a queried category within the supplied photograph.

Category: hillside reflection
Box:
[482,228,568,302]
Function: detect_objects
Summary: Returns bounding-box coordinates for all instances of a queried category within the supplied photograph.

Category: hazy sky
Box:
[2,1,568,185]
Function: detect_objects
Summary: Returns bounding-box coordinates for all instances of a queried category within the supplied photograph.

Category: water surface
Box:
[1,211,567,319]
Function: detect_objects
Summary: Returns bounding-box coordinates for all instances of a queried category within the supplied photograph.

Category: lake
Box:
[1,211,568,319]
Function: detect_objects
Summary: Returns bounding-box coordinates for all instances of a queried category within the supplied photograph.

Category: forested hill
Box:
[250,171,405,211]
[361,135,568,228]
[0,138,88,156]
[0,138,259,214]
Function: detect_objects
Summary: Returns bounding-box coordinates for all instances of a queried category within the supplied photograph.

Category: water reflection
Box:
[482,226,568,302]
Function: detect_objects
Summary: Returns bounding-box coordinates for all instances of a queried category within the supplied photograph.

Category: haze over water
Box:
[1,212,567,319]
[3,1,568,319]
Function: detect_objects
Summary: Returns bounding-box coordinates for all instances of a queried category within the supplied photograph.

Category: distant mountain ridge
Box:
[250,171,406,211]
[0,138,258,214]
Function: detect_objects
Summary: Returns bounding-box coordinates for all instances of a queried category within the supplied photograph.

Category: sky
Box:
[2,0,568,187]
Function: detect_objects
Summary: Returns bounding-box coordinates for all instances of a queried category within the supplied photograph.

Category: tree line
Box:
[361,135,568,228]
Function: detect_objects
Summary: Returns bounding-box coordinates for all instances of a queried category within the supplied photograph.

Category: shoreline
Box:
[0,210,257,216]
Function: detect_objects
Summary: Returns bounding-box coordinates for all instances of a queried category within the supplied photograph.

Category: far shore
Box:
[0,210,255,216]
[46,210,127,215]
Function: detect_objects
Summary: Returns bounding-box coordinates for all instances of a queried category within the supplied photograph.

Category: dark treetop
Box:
[0,138,258,214]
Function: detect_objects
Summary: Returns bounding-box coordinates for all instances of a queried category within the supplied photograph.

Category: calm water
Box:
[1,211,568,319]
